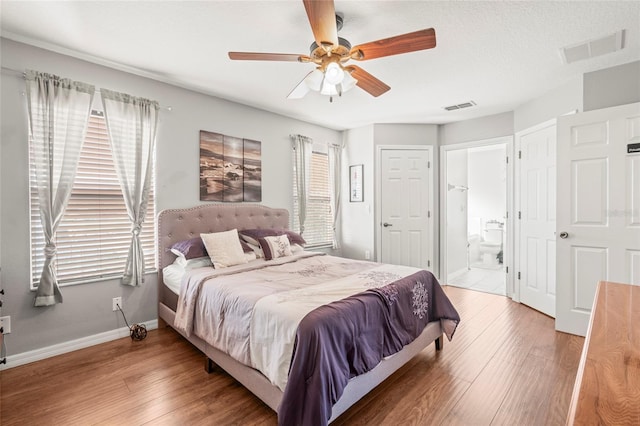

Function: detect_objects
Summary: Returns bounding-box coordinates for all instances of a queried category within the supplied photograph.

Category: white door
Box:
[556,102,640,336]
[379,148,432,270]
[516,121,557,317]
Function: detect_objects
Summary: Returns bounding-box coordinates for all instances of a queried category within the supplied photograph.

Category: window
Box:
[292,148,334,247]
[29,111,156,288]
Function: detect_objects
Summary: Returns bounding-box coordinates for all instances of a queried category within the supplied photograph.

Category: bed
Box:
[157,204,459,425]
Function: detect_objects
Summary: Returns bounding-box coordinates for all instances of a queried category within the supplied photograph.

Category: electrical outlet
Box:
[112,297,122,312]
[365,250,371,260]
[0,316,11,334]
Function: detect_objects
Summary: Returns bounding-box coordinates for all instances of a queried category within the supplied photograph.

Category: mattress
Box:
[161,252,260,310]
[162,263,184,295]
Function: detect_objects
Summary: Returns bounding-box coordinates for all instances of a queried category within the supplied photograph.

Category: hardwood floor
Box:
[0,287,584,425]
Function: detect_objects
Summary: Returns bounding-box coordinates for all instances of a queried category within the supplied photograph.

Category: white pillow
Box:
[290,243,304,254]
[200,229,248,269]
[185,257,214,270]
[173,254,213,269]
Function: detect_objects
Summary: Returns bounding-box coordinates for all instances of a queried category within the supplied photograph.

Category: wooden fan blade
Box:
[229,52,310,62]
[287,72,313,99]
[346,65,390,97]
[350,28,436,61]
[303,0,338,49]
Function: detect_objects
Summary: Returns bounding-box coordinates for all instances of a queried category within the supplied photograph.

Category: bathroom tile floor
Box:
[447,266,506,296]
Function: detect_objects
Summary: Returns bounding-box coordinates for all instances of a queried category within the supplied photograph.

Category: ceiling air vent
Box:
[444,101,476,111]
[560,30,624,64]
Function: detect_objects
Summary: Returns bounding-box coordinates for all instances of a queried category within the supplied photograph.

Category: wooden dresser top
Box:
[567,281,640,425]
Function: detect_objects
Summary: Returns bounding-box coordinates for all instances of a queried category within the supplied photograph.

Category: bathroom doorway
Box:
[440,137,513,297]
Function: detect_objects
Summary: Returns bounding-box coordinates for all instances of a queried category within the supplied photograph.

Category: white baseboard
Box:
[1,319,158,370]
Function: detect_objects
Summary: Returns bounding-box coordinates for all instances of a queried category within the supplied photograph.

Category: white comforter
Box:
[174,253,421,390]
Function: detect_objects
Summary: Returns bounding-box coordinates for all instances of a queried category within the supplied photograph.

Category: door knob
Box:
[383,222,393,227]
[559,232,569,239]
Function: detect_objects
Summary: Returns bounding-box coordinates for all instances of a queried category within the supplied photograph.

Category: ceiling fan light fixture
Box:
[324,62,345,85]
[316,67,357,98]
[229,5,437,100]
[320,81,339,96]
[305,69,324,91]
[341,70,357,92]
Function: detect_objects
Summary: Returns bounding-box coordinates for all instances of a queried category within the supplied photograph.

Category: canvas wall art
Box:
[199,130,262,202]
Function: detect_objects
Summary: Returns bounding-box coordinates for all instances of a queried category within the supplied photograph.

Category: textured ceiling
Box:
[2,1,639,130]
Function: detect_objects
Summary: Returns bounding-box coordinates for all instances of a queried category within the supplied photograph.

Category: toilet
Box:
[479,221,503,266]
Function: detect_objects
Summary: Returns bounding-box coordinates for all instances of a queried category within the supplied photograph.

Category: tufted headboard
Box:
[156,204,289,316]
[157,203,290,271]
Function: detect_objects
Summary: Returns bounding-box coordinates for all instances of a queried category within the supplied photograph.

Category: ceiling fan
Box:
[228,0,436,101]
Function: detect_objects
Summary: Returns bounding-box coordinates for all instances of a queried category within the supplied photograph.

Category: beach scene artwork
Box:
[243,139,262,202]
[200,130,262,202]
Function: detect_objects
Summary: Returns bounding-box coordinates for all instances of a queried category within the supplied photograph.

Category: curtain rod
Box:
[1,66,172,111]
[290,134,343,148]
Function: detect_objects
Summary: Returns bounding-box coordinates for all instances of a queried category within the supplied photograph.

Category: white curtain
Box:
[328,143,342,249]
[25,70,95,307]
[101,89,159,286]
[291,134,313,234]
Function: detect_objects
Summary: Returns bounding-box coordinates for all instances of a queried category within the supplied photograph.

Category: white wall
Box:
[445,150,468,275]
[583,60,640,111]
[514,77,583,132]
[373,123,439,148]
[468,145,507,227]
[340,125,374,261]
[440,111,514,146]
[0,38,342,356]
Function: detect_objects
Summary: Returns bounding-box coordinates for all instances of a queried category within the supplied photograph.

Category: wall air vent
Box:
[444,100,476,111]
[560,30,624,64]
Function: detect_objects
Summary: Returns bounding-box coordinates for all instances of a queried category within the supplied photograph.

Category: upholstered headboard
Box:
[156,204,289,317]
[157,204,290,270]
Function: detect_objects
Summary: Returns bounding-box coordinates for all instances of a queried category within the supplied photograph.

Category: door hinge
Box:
[506,266,509,274]
[517,272,521,280]
[506,211,509,219]
[427,211,431,218]
[506,156,509,164]
[518,211,521,219]
[518,150,522,159]
[427,260,431,267]
[427,161,431,169]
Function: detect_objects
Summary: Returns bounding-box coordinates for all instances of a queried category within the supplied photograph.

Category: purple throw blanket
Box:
[277,270,460,426]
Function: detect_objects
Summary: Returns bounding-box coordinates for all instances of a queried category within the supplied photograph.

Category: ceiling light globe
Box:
[342,71,357,92]
[305,69,324,91]
[324,62,345,85]
[320,82,339,96]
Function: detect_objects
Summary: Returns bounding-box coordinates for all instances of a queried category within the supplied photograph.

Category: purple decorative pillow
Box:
[283,230,306,246]
[170,237,207,260]
[240,228,306,247]
[171,236,253,259]
[239,239,254,253]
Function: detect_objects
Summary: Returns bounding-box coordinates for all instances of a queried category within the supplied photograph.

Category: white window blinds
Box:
[293,150,333,247]
[29,111,156,288]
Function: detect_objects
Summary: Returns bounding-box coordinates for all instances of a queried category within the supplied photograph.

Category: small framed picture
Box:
[349,164,363,202]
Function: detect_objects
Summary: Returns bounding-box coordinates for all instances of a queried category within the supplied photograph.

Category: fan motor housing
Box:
[309,37,352,62]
